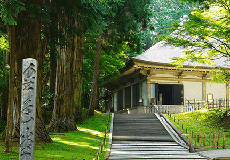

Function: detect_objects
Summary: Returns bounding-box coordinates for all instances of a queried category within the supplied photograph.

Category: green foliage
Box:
[149,0,198,44]
[204,108,230,129]
[166,108,230,148]
[210,67,230,84]
[0,0,25,25]
[0,119,6,135]
[0,32,9,105]
[165,0,230,83]
[82,0,153,108]
[0,111,111,159]
[0,32,8,52]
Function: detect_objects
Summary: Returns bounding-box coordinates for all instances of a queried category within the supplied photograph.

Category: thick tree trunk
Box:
[87,33,102,117]
[5,25,15,152]
[1,51,9,121]
[49,2,58,112]
[73,19,84,123]
[48,46,76,132]
[48,17,77,132]
[9,0,52,143]
[12,110,52,142]
[49,48,57,111]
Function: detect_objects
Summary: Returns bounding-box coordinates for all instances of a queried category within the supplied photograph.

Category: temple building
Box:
[105,40,230,112]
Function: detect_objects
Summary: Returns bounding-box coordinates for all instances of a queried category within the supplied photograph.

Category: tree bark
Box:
[5,25,15,152]
[48,16,77,132]
[87,33,102,117]
[1,51,9,121]
[73,18,84,123]
[49,1,58,112]
[49,47,57,111]
[8,0,52,143]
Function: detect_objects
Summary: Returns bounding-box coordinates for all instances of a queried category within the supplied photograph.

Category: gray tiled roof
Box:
[133,41,230,68]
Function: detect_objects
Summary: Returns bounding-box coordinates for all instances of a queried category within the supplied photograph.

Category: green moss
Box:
[165,108,230,149]
[0,110,111,159]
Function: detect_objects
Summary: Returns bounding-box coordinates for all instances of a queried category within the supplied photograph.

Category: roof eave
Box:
[132,58,230,71]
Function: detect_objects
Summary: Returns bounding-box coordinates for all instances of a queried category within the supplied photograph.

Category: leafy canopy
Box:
[149,0,198,44]
[0,31,9,92]
[0,0,25,25]
[165,0,230,83]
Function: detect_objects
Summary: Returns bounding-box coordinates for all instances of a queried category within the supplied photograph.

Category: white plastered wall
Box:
[151,84,155,98]
[114,92,117,111]
[142,81,147,106]
[183,81,202,104]
[206,82,226,101]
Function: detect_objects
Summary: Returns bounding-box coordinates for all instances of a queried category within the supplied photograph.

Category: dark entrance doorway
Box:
[157,84,183,105]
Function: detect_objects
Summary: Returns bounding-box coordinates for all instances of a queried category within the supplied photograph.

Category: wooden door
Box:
[172,84,184,105]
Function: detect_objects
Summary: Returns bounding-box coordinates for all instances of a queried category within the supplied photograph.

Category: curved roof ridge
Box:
[132,40,230,68]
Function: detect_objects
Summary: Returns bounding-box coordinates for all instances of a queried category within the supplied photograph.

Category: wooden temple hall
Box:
[105,40,230,113]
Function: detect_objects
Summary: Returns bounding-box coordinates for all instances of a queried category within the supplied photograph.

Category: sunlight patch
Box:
[56,140,98,149]
[78,127,104,137]
[200,109,208,112]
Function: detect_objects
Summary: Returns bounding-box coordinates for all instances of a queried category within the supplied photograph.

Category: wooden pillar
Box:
[131,85,133,108]
[139,82,142,100]
[114,92,117,111]
[112,93,114,109]
[226,83,229,102]
[202,81,206,102]
[123,88,125,109]
[116,92,118,111]
[147,83,151,106]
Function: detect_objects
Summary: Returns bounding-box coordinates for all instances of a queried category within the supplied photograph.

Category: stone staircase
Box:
[108,113,207,160]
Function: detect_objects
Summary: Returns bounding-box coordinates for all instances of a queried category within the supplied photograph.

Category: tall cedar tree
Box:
[0,31,9,122]
[48,16,78,132]
[4,0,53,152]
[86,0,153,116]
[48,0,85,132]
[87,33,102,117]
[5,25,15,152]
[12,0,52,142]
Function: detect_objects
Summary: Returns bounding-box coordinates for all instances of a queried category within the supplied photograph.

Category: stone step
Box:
[114,119,158,121]
[111,147,187,151]
[109,154,207,159]
[111,144,187,150]
[113,127,169,130]
[113,125,166,129]
[112,132,172,136]
[113,128,170,135]
[112,136,174,141]
[113,122,165,125]
[112,141,180,145]
[110,150,198,155]
[114,115,158,119]
[113,133,171,136]
[113,124,164,126]
[109,113,207,160]
[114,120,160,123]
[113,127,168,130]
[109,159,206,160]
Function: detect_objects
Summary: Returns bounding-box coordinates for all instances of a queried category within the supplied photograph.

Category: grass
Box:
[165,108,230,149]
[0,109,111,160]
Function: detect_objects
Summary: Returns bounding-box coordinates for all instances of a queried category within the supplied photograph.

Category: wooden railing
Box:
[156,99,230,114]
[189,132,226,149]
[127,105,207,114]
[157,105,206,114]
[186,99,230,109]
[95,112,111,160]
[125,98,230,114]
